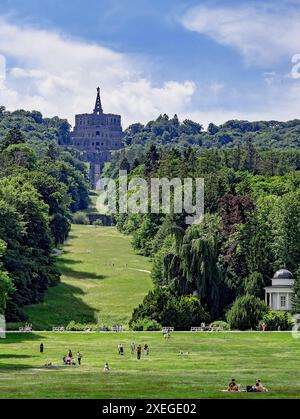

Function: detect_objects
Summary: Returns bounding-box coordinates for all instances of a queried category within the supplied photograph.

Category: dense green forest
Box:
[0,106,71,147]
[1,108,300,329]
[123,114,300,148]
[106,114,300,330]
[0,108,89,321]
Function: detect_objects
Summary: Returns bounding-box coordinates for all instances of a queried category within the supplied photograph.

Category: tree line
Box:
[0,110,89,321]
[106,114,300,330]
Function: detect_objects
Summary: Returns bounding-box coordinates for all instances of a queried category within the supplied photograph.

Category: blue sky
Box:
[0,0,300,127]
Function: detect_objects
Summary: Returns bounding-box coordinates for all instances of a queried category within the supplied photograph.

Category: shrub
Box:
[177,295,210,330]
[130,317,161,331]
[226,295,269,330]
[72,212,89,225]
[66,321,87,331]
[262,311,293,331]
[93,219,103,227]
[66,321,100,331]
[130,288,210,330]
[210,321,230,331]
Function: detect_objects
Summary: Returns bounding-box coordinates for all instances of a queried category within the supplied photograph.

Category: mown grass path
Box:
[12,225,153,330]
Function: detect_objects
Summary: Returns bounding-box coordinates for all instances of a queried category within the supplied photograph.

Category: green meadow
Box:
[8,225,153,330]
[2,224,300,399]
[0,331,299,399]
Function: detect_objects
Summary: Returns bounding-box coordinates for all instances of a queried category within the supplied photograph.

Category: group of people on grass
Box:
[62,349,82,366]
[227,378,268,393]
[39,342,270,393]
[118,342,149,359]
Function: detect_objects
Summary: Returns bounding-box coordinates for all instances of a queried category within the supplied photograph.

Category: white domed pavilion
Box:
[264,269,294,311]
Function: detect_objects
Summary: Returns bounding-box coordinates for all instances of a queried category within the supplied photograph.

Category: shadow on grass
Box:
[0,333,46,344]
[56,256,83,265]
[58,257,106,281]
[23,282,98,329]
[0,354,36,359]
[0,364,37,370]
[62,270,106,280]
[0,352,40,370]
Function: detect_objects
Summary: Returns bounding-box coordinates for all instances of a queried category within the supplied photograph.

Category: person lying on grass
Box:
[249,380,268,392]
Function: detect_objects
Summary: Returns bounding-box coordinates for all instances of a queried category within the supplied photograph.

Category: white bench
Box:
[191,327,204,332]
[162,327,174,333]
[111,326,123,332]
[52,326,65,332]
[19,326,32,332]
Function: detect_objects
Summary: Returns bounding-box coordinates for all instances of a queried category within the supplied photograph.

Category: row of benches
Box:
[163,325,209,333]
[51,326,123,332]
[163,325,224,332]
[19,326,33,332]
[111,326,123,332]
[52,327,65,332]
[19,325,214,332]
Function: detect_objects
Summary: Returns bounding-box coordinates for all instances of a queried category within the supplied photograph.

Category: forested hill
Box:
[123,114,300,149]
[2,107,300,151]
[0,107,90,322]
[108,115,300,331]
[0,106,71,149]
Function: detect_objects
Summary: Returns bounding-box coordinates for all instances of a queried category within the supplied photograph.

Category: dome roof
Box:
[273,269,294,279]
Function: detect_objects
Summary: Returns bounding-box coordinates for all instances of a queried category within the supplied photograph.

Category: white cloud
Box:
[0,13,300,132]
[181,2,300,65]
[0,17,196,128]
[188,78,300,128]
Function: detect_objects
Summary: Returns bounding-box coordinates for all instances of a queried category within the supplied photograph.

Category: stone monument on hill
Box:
[71,87,124,187]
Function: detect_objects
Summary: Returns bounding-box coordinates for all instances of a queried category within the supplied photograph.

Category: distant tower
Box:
[94,87,103,115]
[71,87,124,187]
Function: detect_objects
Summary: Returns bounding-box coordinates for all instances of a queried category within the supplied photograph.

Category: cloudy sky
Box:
[0,0,300,128]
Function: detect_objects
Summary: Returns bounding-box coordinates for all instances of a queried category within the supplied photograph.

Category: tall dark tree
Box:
[218,194,255,236]
[144,144,160,177]
[292,268,300,314]
[0,128,25,151]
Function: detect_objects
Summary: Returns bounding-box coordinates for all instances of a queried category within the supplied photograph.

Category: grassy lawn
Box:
[0,331,300,399]
[8,225,153,330]
[82,190,100,214]
[4,217,299,399]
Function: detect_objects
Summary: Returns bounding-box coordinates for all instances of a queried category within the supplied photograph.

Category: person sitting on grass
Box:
[64,356,71,365]
[63,355,76,366]
[254,380,268,392]
[227,379,240,392]
[103,362,110,372]
[246,380,268,393]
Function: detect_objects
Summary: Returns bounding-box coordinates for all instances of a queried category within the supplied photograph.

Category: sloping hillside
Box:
[10,225,153,330]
